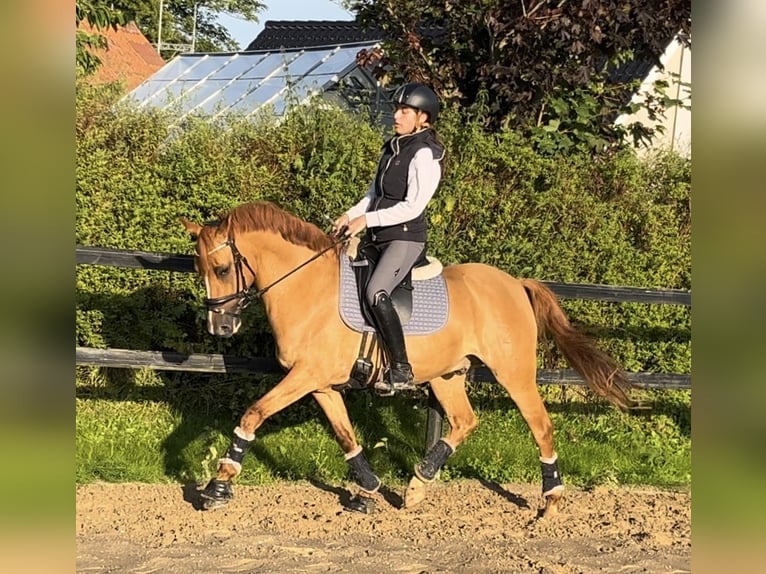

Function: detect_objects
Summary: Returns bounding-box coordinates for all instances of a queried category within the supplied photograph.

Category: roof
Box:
[245,20,382,51]
[127,43,382,119]
[80,21,165,91]
[246,20,668,87]
[609,58,656,86]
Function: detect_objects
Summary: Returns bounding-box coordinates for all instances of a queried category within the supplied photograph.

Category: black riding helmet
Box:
[392,83,439,123]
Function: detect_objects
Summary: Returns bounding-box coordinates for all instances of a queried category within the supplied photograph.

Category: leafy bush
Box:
[76,82,689,374]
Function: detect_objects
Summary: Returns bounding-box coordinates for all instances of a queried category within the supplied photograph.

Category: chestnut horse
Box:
[181,201,633,516]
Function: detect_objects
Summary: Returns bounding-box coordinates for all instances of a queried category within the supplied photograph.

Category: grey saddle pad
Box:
[338,251,449,335]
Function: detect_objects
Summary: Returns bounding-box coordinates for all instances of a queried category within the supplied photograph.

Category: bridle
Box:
[202,233,348,316]
[202,238,257,315]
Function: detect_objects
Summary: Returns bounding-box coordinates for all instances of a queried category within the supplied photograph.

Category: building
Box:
[125,21,390,123]
[615,36,691,156]
[80,21,165,91]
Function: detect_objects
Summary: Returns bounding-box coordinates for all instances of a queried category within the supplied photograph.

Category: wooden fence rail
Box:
[76,246,692,306]
[76,246,692,450]
[74,347,691,391]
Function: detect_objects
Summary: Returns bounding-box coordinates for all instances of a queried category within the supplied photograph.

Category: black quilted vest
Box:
[367,129,443,244]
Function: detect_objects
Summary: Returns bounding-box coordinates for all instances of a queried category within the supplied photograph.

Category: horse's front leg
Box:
[199,368,318,510]
[404,373,477,508]
[312,389,381,514]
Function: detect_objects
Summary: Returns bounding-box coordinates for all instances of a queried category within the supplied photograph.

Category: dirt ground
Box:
[76,480,690,573]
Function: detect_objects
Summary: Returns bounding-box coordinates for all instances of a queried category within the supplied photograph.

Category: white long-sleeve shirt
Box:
[344,148,442,228]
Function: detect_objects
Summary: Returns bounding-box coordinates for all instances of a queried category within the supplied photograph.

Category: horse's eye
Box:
[214,265,230,278]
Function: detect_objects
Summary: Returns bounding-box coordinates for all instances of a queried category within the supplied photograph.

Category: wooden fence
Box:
[76,245,691,450]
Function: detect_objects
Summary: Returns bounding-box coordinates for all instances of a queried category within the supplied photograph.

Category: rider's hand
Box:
[345,215,367,238]
[332,214,349,237]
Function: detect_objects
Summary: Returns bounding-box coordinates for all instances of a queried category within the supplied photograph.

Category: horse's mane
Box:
[220,201,338,254]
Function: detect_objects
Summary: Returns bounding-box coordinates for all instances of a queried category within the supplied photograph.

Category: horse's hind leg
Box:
[492,363,564,517]
[312,389,381,514]
[404,372,477,508]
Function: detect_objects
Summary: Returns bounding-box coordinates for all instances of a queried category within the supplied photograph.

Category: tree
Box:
[76,1,126,76]
[115,1,265,57]
[76,1,265,72]
[352,0,691,152]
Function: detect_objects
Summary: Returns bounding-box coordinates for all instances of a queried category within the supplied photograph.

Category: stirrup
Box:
[373,364,417,396]
[388,362,414,383]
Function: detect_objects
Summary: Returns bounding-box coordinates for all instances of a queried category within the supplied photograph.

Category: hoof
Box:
[344,494,376,514]
[199,479,233,511]
[403,476,428,509]
[541,485,564,518]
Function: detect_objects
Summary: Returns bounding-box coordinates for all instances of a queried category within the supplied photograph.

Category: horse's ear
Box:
[180,217,202,240]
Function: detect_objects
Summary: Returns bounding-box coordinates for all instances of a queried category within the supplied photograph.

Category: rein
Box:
[204,233,348,314]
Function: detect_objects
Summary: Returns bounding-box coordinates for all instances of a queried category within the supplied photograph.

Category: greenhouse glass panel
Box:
[269,74,337,115]
[279,50,332,77]
[271,85,315,115]
[216,81,262,110]
[227,79,285,113]
[309,47,359,76]
[183,55,231,80]
[183,80,231,114]
[149,56,203,81]
[295,74,336,92]
[209,54,270,80]
[130,80,170,102]
[240,53,298,80]
[148,80,202,110]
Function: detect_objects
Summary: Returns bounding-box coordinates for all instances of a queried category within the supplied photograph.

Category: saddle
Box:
[336,238,448,392]
[351,240,426,326]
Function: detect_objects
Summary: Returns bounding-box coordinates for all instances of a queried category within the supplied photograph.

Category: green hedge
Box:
[76,82,690,375]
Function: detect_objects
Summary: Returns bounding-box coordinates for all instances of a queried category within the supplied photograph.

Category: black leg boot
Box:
[369,291,414,391]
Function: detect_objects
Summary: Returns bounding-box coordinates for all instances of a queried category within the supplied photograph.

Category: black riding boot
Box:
[370,291,414,388]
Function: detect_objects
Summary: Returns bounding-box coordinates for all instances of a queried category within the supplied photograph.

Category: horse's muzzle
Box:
[207,309,241,337]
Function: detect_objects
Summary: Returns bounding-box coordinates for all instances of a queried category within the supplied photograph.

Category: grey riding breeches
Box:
[365,240,426,307]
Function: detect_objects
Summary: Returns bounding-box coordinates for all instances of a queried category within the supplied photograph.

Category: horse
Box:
[180,200,634,517]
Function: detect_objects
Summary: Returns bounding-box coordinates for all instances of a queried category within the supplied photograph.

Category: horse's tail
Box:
[521,279,635,410]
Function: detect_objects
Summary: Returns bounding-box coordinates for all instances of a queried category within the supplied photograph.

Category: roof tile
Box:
[80,21,165,90]
[245,20,381,51]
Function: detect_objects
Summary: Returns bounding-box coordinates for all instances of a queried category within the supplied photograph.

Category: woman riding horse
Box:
[333,82,446,394]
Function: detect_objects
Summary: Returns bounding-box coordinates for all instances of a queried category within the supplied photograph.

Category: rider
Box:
[333,83,445,391]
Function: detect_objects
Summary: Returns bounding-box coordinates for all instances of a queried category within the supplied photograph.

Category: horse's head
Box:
[181,217,254,338]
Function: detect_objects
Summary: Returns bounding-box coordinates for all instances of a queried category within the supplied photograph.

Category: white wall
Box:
[616,38,691,156]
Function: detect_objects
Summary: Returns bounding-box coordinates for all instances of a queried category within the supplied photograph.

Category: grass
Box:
[75,367,691,490]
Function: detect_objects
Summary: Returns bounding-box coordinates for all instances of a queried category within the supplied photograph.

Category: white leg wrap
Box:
[218,458,242,474]
[540,452,558,464]
[234,426,255,441]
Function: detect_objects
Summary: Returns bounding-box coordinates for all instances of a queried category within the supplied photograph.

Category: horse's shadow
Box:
[178,474,404,513]
[307,477,404,509]
[478,478,531,509]
[181,482,207,511]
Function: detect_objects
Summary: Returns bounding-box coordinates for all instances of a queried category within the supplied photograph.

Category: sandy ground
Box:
[76,480,690,573]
